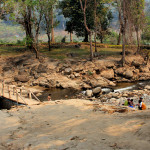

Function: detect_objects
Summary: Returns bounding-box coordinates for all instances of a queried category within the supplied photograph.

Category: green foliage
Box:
[60,0,112,41]
[103,31,119,44]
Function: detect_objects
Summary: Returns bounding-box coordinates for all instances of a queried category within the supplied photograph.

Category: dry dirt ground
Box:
[0,99,150,150]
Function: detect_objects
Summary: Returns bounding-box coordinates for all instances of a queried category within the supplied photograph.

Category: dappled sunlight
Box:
[105,120,142,136]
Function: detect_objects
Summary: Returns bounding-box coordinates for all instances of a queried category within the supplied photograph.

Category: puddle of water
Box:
[37,88,78,101]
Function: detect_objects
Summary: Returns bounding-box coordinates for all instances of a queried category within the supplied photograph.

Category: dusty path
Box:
[0,99,150,150]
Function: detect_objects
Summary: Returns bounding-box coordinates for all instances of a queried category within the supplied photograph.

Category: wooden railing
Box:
[0,81,41,105]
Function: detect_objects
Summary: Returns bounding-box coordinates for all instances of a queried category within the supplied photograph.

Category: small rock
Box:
[86,90,93,97]
[92,87,102,95]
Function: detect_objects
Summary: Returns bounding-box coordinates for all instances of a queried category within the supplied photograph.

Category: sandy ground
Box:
[0,99,150,150]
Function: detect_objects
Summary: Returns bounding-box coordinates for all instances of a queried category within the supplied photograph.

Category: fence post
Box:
[29,90,32,99]
[20,88,22,96]
[13,87,15,95]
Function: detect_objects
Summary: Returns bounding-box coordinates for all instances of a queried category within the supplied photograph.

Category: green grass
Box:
[0,46,26,56]
[0,44,122,59]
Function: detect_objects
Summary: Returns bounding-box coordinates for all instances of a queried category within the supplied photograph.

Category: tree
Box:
[127,0,145,53]
[65,21,73,42]
[43,0,58,51]
[60,0,94,42]
[79,0,93,61]
[0,0,5,18]
[116,0,128,66]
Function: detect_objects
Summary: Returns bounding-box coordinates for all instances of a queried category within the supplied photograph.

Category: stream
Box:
[38,80,150,101]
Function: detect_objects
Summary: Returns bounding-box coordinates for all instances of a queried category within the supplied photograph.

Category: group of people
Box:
[124,97,147,110]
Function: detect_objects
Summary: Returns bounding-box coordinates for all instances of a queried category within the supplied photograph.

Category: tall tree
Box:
[128,0,145,53]
[116,0,127,66]
[43,0,57,51]
[79,0,93,61]
[60,0,95,42]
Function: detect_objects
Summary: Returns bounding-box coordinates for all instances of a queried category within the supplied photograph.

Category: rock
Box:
[109,98,117,103]
[100,69,114,79]
[111,92,120,98]
[140,66,149,73]
[115,67,124,76]
[86,90,93,97]
[92,87,102,95]
[102,88,114,94]
[2,66,12,72]
[109,81,116,87]
[132,60,143,67]
[64,68,72,75]
[14,75,29,83]
[74,73,80,78]
[32,80,39,86]
[122,93,128,97]
[37,64,48,73]
[38,78,49,88]
[145,85,150,90]
[48,79,56,87]
[70,74,75,79]
[18,70,28,76]
[124,70,133,78]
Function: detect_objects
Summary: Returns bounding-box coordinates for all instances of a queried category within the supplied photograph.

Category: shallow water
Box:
[38,80,150,101]
[37,88,78,101]
[113,80,150,92]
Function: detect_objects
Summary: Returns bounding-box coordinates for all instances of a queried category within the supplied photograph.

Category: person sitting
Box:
[138,97,146,110]
[124,98,130,106]
[130,99,135,108]
[47,94,51,101]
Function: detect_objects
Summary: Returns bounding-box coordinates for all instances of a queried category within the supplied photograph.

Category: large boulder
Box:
[100,69,114,79]
[14,75,29,83]
[124,69,133,78]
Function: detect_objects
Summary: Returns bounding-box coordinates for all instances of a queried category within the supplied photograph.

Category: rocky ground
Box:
[0,52,150,91]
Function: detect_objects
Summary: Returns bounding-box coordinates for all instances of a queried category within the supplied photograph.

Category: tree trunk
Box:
[117,5,122,45]
[70,32,73,43]
[51,7,55,43]
[94,33,97,52]
[79,0,93,61]
[121,0,127,67]
[94,0,97,52]
[117,29,121,45]
[100,37,103,43]
[136,29,140,53]
[122,29,126,67]
[83,29,88,42]
[89,32,93,61]
[47,33,51,51]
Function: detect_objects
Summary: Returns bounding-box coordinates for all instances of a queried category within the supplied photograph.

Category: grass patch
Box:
[0,44,122,59]
[0,46,26,56]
